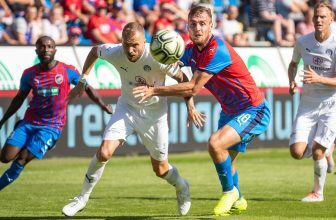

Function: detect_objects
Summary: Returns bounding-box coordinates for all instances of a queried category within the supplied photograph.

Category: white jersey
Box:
[97,43,179,119]
[292,32,336,100]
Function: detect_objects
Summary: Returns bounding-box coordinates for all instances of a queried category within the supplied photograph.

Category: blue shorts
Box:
[5,121,62,159]
[218,101,271,152]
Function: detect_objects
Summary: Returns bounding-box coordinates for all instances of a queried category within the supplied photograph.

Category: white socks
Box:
[80,154,108,201]
[313,157,327,196]
[164,164,185,191]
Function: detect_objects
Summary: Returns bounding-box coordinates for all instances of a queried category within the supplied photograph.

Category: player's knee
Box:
[289,148,304,160]
[0,155,13,163]
[153,167,166,178]
[98,148,113,161]
[208,135,221,153]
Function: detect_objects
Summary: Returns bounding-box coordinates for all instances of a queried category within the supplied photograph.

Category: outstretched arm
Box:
[85,85,113,114]
[133,70,213,101]
[0,90,29,129]
[68,46,99,102]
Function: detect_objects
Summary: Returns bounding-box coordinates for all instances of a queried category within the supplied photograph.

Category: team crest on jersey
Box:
[313,56,323,65]
[326,49,333,58]
[55,74,63,84]
[143,65,151,72]
[135,76,147,85]
[34,78,39,86]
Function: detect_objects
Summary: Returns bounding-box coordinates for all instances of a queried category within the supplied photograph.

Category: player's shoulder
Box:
[98,43,123,55]
[297,32,315,44]
[59,61,79,73]
[22,64,38,76]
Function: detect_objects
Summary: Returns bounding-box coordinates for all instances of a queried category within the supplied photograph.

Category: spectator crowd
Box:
[0,0,335,46]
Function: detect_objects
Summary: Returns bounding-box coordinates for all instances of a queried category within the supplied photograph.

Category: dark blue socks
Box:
[214,155,233,192]
[0,160,24,191]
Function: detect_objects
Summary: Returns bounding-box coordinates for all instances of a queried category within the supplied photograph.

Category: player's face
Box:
[313,6,333,34]
[122,31,146,62]
[188,11,213,49]
[36,38,56,64]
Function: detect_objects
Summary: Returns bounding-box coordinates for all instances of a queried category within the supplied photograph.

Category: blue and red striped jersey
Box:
[19,61,80,130]
[181,36,264,115]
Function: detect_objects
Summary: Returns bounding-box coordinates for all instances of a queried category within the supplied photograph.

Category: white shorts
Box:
[103,101,169,161]
[289,97,336,156]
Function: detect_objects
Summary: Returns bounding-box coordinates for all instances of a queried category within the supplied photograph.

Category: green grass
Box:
[0,148,336,219]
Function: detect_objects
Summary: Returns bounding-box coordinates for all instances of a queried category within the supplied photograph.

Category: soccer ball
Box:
[150,29,185,65]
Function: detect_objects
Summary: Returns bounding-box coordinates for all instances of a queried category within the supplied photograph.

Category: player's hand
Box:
[187,107,206,129]
[301,65,321,84]
[133,86,154,104]
[102,104,113,114]
[67,82,86,103]
[289,80,297,96]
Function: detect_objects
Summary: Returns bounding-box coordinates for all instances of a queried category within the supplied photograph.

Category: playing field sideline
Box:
[0,148,335,219]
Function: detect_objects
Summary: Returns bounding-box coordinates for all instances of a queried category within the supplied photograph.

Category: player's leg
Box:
[301,143,326,202]
[62,140,121,217]
[289,99,318,160]
[229,150,247,214]
[301,102,336,202]
[326,144,334,173]
[0,147,35,190]
[62,103,130,216]
[0,121,34,190]
[212,101,270,216]
[150,158,191,215]
[210,124,241,216]
[139,116,190,215]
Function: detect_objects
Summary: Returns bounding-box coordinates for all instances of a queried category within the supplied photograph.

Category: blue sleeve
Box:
[202,44,232,74]
[19,72,32,92]
[180,48,192,67]
[67,68,80,85]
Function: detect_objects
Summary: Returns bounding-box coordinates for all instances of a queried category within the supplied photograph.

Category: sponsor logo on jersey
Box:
[55,74,63,84]
[143,65,151,72]
[37,87,59,96]
[313,56,323,65]
[120,66,128,72]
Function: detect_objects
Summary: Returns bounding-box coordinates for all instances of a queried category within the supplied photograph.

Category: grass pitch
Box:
[0,148,335,219]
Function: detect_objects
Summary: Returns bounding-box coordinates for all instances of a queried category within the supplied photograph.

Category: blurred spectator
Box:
[276,0,309,21]
[0,0,13,25]
[62,0,89,26]
[152,2,175,34]
[86,0,119,44]
[67,25,91,45]
[222,5,249,46]
[42,4,68,44]
[295,7,314,37]
[175,18,190,44]
[11,5,42,44]
[250,0,295,46]
[213,13,225,39]
[6,0,34,18]
[133,0,158,17]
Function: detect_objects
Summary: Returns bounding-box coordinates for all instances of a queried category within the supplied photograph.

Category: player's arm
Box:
[0,89,29,129]
[170,69,206,128]
[68,46,99,102]
[85,85,113,114]
[302,65,336,87]
[288,60,298,96]
[134,69,213,100]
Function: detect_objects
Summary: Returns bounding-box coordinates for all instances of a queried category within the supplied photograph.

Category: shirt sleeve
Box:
[19,72,32,92]
[97,43,121,61]
[159,63,180,77]
[291,41,302,63]
[198,45,231,75]
[67,67,80,85]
